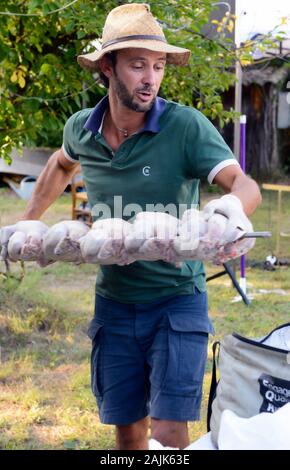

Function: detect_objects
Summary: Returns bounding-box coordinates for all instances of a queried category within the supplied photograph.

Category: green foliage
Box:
[0,0,284,160]
[0,0,109,157]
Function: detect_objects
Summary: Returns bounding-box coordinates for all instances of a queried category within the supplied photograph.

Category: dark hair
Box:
[98,51,118,88]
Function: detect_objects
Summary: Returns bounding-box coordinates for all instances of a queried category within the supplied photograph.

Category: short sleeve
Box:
[62,113,80,162]
[184,109,239,183]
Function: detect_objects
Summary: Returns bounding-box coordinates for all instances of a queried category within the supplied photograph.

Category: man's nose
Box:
[141,67,156,86]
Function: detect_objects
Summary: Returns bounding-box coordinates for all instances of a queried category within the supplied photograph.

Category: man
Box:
[21,4,261,449]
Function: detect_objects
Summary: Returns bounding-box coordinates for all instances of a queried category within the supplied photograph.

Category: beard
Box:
[112,71,156,113]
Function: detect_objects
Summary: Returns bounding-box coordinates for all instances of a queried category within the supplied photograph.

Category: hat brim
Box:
[77,40,191,71]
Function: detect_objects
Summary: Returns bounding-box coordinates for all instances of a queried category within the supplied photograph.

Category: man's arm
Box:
[212,165,262,216]
[20,148,80,221]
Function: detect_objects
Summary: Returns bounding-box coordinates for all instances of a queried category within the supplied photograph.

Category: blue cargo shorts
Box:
[87,290,214,425]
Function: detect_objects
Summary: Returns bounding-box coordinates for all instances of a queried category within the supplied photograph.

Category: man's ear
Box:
[98,55,114,79]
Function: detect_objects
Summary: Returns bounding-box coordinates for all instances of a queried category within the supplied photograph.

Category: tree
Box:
[0,0,283,162]
[0,0,113,162]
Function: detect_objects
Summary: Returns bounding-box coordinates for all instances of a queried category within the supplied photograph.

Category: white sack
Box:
[218,403,290,450]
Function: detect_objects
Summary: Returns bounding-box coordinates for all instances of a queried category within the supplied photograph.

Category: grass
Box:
[0,186,290,449]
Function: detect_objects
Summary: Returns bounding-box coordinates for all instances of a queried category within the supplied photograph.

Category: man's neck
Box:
[108,93,146,138]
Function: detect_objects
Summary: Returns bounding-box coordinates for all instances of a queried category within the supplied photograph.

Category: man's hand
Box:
[202,194,255,264]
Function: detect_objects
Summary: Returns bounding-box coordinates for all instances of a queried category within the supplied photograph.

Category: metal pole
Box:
[276,190,282,256]
[233,22,242,281]
[234,61,242,159]
[240,114,247,294]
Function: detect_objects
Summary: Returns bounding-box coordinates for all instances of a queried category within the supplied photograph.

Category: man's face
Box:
[109,48,166,112]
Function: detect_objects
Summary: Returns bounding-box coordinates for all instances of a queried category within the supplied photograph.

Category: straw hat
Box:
[77,3,191,71]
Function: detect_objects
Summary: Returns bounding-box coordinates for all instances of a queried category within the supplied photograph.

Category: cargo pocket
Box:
[164,310,209,394]
[87,318,104,399]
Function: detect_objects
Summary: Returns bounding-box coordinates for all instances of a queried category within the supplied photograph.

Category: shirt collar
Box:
[84,95,166,134]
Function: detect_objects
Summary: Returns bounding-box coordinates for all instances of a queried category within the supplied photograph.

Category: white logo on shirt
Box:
[142,166,150,176]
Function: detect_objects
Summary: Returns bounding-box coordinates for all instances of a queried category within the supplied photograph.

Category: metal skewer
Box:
[240,231,272,239]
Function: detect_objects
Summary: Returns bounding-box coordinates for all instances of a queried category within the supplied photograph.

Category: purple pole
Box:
[240,115,246,293]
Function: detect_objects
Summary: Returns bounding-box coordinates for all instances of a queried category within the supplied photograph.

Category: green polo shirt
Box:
[62,96,238,303]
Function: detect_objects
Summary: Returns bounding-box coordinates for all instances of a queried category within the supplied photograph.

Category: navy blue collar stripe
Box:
[83,95,166,134]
